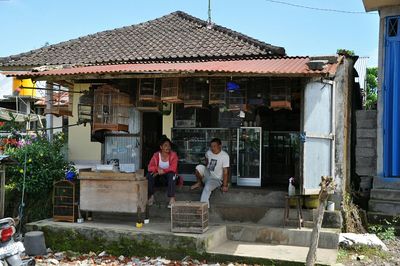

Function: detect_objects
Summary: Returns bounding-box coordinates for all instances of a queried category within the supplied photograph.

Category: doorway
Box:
[141,112,162,172]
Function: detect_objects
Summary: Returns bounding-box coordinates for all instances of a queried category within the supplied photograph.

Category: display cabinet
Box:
[237,127,262,186]
[171,128,237,182]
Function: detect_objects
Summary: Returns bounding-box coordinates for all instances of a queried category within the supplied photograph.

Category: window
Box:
[388,17,398,37]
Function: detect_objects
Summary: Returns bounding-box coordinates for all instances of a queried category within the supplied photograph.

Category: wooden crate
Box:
[171,201,208,233]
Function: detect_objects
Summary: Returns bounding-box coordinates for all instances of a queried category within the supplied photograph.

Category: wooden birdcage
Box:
[161,78,183,103]
[44,89,73,117]
[53,180,78,222]
[182,78,208,108]
[135,100,161,112]
[92,85,132,133]
[77,90,93,125]
[209,78,226,105]
[138,78,161,102]
[247,78,268,106]
[269,78,292,110]
[171,201,208,233]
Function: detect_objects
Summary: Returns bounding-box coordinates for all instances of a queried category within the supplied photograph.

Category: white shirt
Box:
[205,150,230,180]
[158,153,170,170]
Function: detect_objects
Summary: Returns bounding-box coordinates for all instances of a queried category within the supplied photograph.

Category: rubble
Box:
[339,233,389,251]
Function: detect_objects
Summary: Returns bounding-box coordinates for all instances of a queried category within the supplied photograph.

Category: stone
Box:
[98,251,107,257]
[118,255,125,261]
[339,233,388,251]
[54,252,64,260]
[47,258,60,265]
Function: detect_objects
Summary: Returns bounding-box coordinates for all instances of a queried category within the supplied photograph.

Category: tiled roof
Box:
[4,57,340,78]
[0,11,285,68]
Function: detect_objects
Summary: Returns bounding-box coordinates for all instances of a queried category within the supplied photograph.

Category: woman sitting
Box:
[147,136,178,208]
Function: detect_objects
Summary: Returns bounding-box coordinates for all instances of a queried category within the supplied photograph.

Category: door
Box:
[302,81,333,194]
[237,127,262,187]
[384,16,400,177]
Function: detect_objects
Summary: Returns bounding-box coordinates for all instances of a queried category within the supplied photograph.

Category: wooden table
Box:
[79,169,147,214]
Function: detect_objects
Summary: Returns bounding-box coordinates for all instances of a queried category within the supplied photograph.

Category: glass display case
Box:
[237,127,262,186]
[171,128,237,182]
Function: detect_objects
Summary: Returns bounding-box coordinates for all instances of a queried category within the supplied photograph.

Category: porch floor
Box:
[26,219,339,265]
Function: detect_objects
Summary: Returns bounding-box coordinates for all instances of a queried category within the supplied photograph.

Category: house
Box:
[362,1,400,222]
[0,11,362,263]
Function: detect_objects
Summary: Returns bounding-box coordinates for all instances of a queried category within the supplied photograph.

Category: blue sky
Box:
[0,0,379,66]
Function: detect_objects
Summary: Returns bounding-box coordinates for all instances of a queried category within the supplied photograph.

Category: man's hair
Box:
[210,138,222,145]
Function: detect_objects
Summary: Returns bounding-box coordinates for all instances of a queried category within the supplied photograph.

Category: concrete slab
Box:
[208,240,338,265]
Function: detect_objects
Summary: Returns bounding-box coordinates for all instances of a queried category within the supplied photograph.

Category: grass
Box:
[337,245,390,263]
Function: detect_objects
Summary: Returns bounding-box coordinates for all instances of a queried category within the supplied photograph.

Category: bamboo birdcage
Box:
[44,89,73,117]
[161,78,183,103]
[92,85,131,133]
[138,78,161,102]
[209,78,226,105]
[269,78,292,110]
[182,78,208,108]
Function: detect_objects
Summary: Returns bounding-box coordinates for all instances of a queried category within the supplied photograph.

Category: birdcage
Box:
[161,78,183,103]
[226,79,247,111]
[171,201,208,233]
[182,77,208,108]
[269,78,292,110]
[92,85,132,133]
[77,90,93,125]
[135,100,162,112]
[138,78,161,102]
[209,78,226,105]
[44,89,73,117]
[247,78,268,106]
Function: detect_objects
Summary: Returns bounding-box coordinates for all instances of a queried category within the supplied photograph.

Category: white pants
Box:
[196,165,222,207]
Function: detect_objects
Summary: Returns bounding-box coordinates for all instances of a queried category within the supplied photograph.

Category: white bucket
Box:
[326,201,335,211]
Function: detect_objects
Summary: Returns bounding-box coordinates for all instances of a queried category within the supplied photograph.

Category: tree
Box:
[365,67,378,110]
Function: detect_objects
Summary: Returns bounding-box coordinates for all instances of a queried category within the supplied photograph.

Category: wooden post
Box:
[306,176,334,266]
[0,165,5,218]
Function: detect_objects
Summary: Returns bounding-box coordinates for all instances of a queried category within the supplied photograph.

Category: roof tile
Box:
[0,11,285,68]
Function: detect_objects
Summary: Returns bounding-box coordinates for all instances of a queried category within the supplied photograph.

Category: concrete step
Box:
[373,177,400,190]
[367,211,400,225]
[207,240,338,265]
[225,224,340,249]
[154,186,287,208]
[148,203,342,228]
[369,199,400,214]
[370,188,400,201]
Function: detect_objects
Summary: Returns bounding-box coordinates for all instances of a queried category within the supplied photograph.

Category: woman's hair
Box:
[159,135,172,147]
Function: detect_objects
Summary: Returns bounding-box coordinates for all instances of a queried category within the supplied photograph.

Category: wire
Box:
[264,0,377,15]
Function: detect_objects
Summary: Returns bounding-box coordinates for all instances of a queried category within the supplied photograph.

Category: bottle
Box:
[288,177,296,196]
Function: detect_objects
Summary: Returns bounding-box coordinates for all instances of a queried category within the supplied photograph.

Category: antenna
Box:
[207,0,213,29]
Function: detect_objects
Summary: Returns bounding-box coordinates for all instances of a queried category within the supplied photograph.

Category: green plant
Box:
[369,217,398,241]
[365,67,378,110]
[4,132,68,222]
[337,49,355,56]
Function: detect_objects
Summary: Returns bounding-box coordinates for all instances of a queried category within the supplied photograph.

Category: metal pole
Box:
[0,165,5,218]
[46,82,53,141]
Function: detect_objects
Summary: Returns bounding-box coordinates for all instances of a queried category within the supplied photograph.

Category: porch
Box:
[27,186,341,265]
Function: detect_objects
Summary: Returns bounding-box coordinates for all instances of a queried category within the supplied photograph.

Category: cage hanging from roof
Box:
[161,78,183,103]
[182,77,209,108]
[78,90,94,125]
[44,87,73,117]
[226,79,247,111]
[269,78,292,110]
[92,85,132,134]
[138,78,161,102]
[209,78,226,105]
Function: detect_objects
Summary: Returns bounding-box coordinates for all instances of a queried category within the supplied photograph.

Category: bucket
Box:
[326,201,335,211]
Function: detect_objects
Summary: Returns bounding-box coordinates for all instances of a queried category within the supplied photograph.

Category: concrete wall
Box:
[68,84,101,165]
[333,57,354,199]
[162,106,173,139]
[355,110,377,197]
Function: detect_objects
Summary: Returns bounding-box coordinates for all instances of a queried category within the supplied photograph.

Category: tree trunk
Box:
[305,176,333,266]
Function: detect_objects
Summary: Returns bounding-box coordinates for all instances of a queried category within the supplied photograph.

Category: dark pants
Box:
[147,172,176,198]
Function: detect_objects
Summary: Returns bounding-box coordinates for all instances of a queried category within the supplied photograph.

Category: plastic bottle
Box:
[288,177,296,196]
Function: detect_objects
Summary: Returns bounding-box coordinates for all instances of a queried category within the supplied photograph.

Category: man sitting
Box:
[191,138,229,207]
